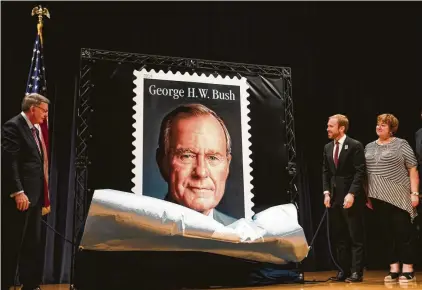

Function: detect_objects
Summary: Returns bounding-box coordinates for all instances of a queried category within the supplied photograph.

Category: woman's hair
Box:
[377,113,399,134]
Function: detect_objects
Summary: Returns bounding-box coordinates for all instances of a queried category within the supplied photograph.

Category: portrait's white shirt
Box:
[206,209,214,219]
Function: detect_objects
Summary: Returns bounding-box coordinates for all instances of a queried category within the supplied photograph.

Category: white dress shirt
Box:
[333,134,347,160]
[324,134,347,195]
[206,209,214,219]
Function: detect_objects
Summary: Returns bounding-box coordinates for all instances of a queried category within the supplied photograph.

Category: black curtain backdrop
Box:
[2,1,422,284]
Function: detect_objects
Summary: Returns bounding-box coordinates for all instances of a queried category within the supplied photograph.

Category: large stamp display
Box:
[132,69,253,220]
[79,69,309,265]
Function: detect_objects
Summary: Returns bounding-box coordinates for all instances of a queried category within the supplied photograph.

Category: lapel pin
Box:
[345,145,348,150]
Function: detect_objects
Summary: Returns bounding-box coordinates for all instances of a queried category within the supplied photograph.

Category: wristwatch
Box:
[411,192,419,196]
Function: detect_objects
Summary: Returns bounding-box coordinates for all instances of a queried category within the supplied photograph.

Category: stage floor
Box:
[10,271,422,289]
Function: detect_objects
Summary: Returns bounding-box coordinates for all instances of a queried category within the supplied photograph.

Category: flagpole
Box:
[31,4,52,216]
[31,3,51,152]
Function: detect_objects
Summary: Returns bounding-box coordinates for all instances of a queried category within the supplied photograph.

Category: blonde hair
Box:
[377,113,399,134]
[329,114,349,133]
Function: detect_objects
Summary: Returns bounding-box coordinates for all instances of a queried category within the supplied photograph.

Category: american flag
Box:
[26,26,51,215]
[26,33,47,97]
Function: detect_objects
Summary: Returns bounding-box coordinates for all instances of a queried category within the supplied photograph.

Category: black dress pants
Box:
[1,196,43,289]
[370,198,417,265]
[329,203,365,274]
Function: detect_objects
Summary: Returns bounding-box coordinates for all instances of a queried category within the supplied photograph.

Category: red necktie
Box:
[334,141,340,167]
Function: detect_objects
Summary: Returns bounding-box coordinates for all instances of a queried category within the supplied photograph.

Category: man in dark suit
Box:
[2,93,50,290]
[157,103,237,226]
[322,114,366,283]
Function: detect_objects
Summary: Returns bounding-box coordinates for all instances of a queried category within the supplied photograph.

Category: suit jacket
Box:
[322,136,365,206]
[212,208,237,226]
[2,113,44,205]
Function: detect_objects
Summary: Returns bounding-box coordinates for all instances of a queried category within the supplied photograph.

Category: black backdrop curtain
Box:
[295,148,317,271]
[40,76,78,283]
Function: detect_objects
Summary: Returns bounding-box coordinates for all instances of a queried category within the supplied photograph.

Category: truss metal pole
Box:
[284,74,298,205]
[70,56,94,289]
[80,48,289,78]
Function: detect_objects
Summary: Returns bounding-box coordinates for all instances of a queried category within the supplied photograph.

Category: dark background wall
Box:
[2,1,422,274]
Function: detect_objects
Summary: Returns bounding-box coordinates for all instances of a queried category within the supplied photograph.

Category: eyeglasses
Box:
[34,106,48,113]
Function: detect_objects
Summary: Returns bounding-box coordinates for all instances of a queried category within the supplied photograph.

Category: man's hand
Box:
[343,193,355,209]
[324,193,331,208]
[411,195,419,208]
[15,193,30,211]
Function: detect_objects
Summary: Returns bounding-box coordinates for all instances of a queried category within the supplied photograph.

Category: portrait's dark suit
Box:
[164,194,237,226]
[1,113,44,289]
[322,136,366,276]
[213,209,237,226]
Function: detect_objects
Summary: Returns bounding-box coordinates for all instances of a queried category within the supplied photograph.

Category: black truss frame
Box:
[70,48,298,288]
[70,60,94,289]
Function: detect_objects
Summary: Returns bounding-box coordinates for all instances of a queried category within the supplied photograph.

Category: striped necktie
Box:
[31,127,41,154]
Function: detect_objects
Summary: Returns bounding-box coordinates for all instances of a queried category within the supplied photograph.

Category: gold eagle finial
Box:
[31,5,50,45]
[31,5,50,25]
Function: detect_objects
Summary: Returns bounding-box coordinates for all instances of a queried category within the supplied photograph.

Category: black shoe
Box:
[399,272,416,283]
[329,271,349,282]
[384,272,400,282]
[345,272,363,283]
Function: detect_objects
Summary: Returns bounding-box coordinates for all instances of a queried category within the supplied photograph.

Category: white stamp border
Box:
[132,69,254,220]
